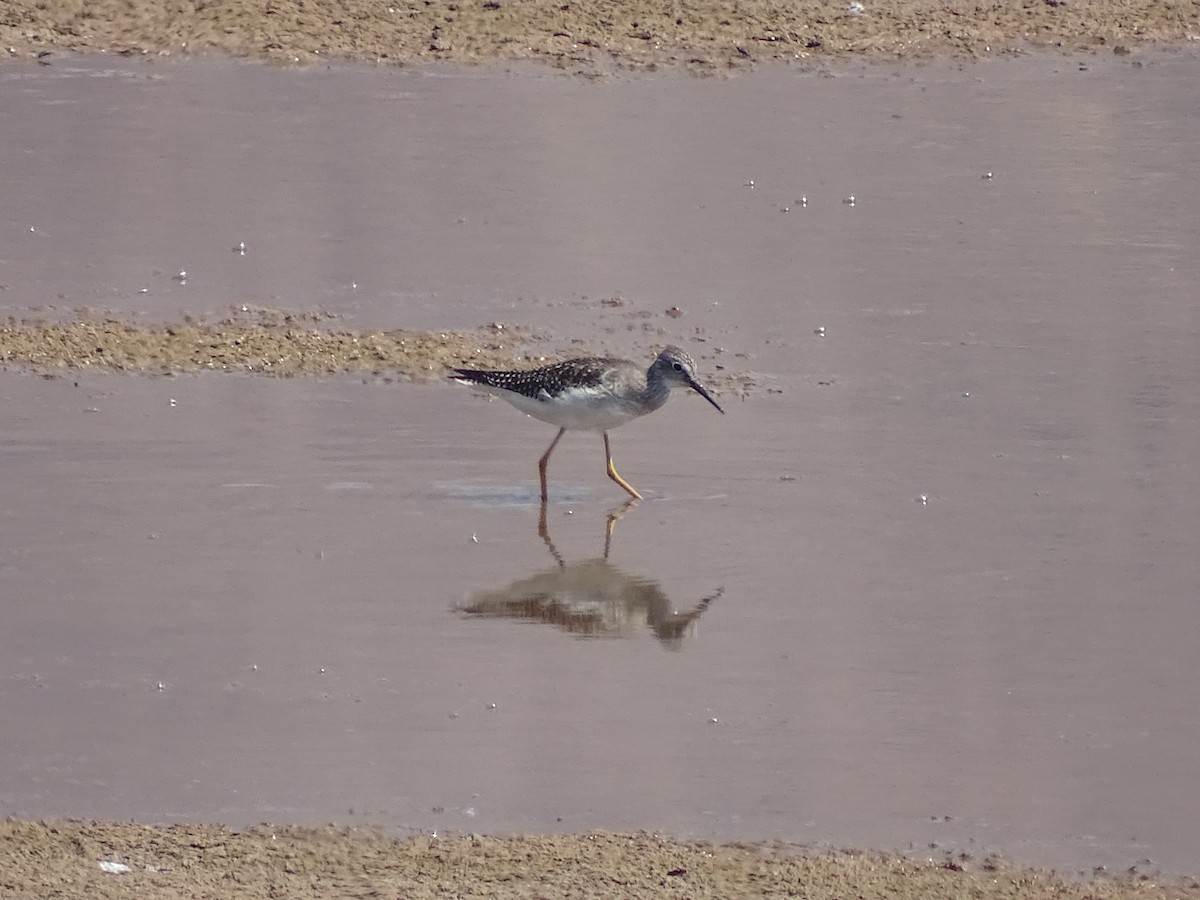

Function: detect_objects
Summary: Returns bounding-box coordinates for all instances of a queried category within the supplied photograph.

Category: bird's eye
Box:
[673,362,683,371]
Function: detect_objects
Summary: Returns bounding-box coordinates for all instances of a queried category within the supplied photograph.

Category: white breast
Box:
[497,386,643,432]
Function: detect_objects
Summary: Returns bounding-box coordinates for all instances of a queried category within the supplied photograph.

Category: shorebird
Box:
[450,345,724,501]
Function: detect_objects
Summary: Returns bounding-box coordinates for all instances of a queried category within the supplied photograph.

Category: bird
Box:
[450,345,724,501]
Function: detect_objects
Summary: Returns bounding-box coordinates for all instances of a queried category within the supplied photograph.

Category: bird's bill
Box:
[689,378,724,414]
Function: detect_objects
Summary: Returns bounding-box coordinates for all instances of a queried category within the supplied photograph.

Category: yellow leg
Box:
[538,428,566,502]
[604,432,643,500]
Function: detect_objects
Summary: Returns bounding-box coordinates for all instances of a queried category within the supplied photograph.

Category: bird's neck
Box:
[639,367,672,411]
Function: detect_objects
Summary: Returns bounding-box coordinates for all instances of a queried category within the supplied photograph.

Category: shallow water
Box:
[2,52,1199,876]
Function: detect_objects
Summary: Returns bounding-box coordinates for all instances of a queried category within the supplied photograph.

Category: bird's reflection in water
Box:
[457,501,722,650]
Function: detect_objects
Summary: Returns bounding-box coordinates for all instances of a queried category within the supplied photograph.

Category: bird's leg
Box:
[603,432,643,500]
[538,428,566,502]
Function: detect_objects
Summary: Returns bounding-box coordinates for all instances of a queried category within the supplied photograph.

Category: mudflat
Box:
[4,0,1197,70]
[2,820,1198,900]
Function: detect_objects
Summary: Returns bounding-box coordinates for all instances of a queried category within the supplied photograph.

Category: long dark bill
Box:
[688,378,724,414]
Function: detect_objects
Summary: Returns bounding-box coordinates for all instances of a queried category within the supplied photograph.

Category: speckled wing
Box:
[451,358,614,402]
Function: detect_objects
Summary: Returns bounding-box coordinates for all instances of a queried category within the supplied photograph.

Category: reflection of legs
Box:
[538,428,566,502]
[537,498,565,567]
[603,498,639,559]
[603,432,643,500]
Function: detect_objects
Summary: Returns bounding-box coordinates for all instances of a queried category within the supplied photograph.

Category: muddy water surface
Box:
[2,53,1199,876]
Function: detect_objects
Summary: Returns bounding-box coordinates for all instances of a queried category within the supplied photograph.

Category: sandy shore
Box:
[3,3,1199,898]
[2,819,1197,900]
[1,311,530,379]
[4,0,1198,71]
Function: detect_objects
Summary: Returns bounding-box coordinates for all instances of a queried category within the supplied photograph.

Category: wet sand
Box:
[4,0,1197,71]
[3,3,1200,899]
[4,820,1196,900]
[1,312,529,379]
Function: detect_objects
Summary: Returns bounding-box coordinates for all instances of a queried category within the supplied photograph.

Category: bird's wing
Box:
[452,358,613,401]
